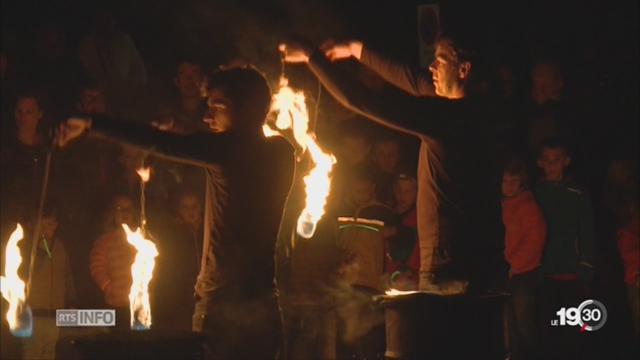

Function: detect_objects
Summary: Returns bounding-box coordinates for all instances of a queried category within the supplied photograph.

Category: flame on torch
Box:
[122,224,158,330]
[0,224,32,336]
[136,166,150,231]
[136,167,150,183]
[263,77,336,238]
[385,288,420,296]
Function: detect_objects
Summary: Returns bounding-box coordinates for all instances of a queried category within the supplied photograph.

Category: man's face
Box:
[501,174,524,198]
[373,141,400,174]
[174,62,204,98]
[428,43,468,99]
[79,88,107,115]
[340,137,370,166]
[15,97,43,133]
[204,89,234,133]
[538,148,570,182]
[178,195,201,228]
[394,178,417,210]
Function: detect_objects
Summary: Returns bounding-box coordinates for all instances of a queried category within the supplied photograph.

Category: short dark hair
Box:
[175,56,204,74]
[203,65,272,128]
[538,137,570,157]
[503,157,528,186]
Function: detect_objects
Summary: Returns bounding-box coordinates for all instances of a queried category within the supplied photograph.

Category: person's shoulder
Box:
[358,202,395,222]
[518,191,543,212]
[563,181,587,194]
[265,135,294,155]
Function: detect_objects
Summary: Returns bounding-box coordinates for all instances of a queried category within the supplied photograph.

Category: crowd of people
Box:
[0,4,638,360]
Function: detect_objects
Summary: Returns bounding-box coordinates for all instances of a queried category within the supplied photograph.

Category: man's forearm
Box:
[89,115,214,168]
[359,45,435,97]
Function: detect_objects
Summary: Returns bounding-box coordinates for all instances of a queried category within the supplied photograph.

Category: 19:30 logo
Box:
[551,299,608,332]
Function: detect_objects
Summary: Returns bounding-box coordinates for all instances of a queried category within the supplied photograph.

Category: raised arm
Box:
[323,40,435,97]
[306,51,468,139]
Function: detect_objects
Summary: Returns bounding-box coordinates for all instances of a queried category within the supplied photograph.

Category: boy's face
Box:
[340,137,370,166]
[501,174,523,198]
[41,216,58,240]
[178,195,202,227]
[373,141,400,174]
[174,62,204,98]
[79,88,107,115]
[350,180,376,207]
[394,179,417,210]
[538,147,570,182]
[113,197,134,227]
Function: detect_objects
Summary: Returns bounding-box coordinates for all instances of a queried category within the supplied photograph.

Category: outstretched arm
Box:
[307,51,468,139]
[59,116,230,168]
[280,42,468,139]
[323,40,435,96]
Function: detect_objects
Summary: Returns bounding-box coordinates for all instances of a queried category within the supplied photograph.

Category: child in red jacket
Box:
[617,208,639,339]
[501,158,546,360]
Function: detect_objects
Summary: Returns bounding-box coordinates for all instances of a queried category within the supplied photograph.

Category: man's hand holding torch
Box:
[56,117,92,147]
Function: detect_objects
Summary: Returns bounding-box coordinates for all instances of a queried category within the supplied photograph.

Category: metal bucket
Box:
[56,329,206,360]
[376,291,508,360]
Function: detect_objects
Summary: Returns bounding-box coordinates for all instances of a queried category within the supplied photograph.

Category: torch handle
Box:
[26,150,53,299]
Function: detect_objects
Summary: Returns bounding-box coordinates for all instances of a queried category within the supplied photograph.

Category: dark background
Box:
[1,0,637,358]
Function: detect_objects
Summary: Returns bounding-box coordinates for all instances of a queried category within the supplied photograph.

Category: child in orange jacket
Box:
[501,158,546,360]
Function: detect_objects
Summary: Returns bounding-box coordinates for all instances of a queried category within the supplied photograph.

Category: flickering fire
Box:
[385,288,421,296]
[123,224,158,330]
[0,224,29,333]
[136,167,151,183]
[263,77,336,238]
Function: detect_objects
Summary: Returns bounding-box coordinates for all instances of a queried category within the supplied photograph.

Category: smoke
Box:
[324,281,385,346]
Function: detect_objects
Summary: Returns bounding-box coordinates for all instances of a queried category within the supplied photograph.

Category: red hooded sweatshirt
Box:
[502,190,547,276]
[617,214,639,286]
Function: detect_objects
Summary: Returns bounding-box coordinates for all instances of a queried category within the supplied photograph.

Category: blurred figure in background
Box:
[21,204,76,360]
[385,173,420,290]
[371,134,402,206]
[1,92,51,234]
[501,158,546,360]
[78,6,147,119]
[153,188,204,331]
[534,138,595,360]
[89,193,137,330]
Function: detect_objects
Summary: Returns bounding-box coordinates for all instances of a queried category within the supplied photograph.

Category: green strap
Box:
[42,238,52,259]
[338,224,381,232]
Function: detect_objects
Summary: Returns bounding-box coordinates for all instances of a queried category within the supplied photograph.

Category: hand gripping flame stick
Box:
[0,224,33,337]
[263,77,336,239]
[136,166,151,231]
[122,224,158,330]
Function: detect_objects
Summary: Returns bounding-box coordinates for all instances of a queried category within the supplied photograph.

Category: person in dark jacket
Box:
[280,36,504,293]
[533,137,595,360]
[58,65,295,360]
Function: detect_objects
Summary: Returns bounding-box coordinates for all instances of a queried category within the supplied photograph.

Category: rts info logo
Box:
[551,299,607,332]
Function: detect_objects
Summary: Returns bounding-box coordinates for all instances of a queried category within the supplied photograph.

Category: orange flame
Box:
[136,167,151,183]
[122,224,158,329]
[385,288,420,296]
[0,224,27,330]
[264,77,336,238]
